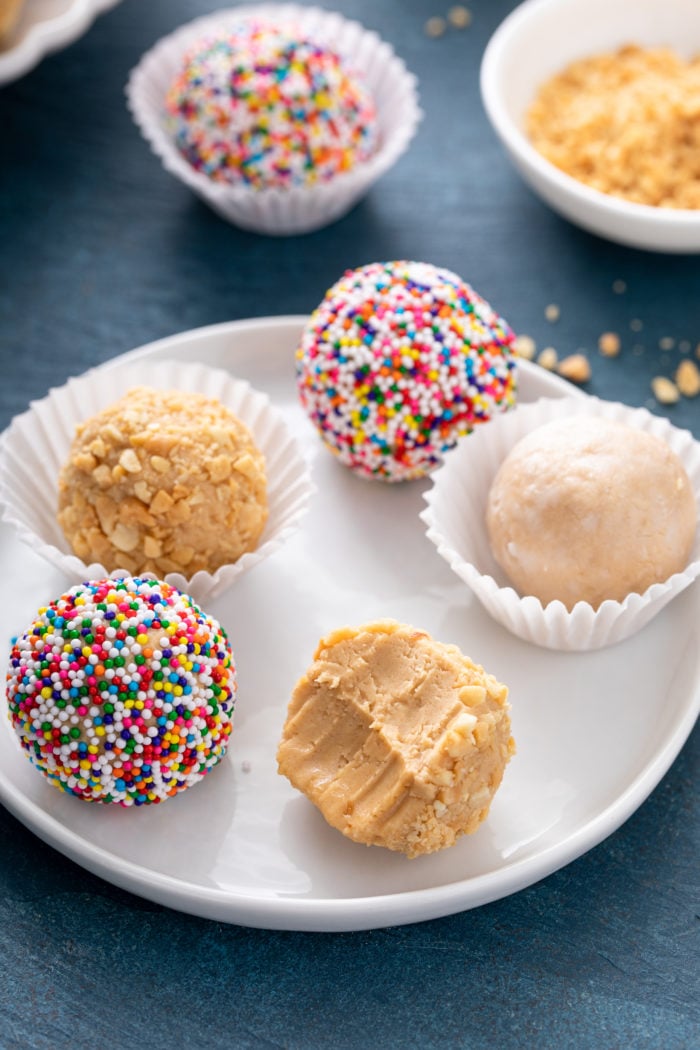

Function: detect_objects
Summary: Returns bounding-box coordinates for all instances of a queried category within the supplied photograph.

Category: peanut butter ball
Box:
[277,620,514,857]
[486,416,697,609]
[58,387,268,577]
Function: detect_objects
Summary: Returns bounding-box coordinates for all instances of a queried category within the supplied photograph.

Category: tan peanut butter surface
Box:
[58,386,268,577]
[277,620,515,858]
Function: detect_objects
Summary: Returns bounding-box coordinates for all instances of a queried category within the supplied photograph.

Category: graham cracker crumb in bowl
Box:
[544,303,560,323]
[526,45,700,209]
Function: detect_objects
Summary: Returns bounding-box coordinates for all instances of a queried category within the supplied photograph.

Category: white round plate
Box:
[0,0,121,85]
[0,317,698,932]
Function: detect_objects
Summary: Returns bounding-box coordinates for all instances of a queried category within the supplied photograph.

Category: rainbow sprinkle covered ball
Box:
[165,21,378,190]
[296,261,518,481]
[6,577,236,806]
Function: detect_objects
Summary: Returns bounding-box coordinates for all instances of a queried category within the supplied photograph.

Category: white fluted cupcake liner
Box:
[421,396,700,651]
[0,359,313,604]
[126,4,422,236]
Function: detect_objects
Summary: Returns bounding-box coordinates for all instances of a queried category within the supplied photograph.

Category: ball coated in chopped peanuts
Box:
[58,387,268,577]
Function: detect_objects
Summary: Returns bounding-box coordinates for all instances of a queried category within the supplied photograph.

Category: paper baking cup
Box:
[421,396,700,651]
[126,4,422,236]
[0,359,313,603]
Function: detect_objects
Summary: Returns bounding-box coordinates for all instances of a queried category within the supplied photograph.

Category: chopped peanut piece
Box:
[149,489,174,516]
[424,16,446,37]
[513,334,536,360]
[143,535,162,559]
[110,523,140,553]
[72,452,97,473]
[598,332,621,357]
[676,359,700,398]
[448,6,472,29]
[537,347,558,370]
[557,353,591,383]
[119,448,141,473]
[133,481,151,504]
[651,376,680,404]
[89,437,106,458]
[150,455,170,474]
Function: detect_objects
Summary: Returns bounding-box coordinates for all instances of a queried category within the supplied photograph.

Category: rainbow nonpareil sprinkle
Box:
[296,261,518,481]
[165,21,378,189]
[6,577,236,806]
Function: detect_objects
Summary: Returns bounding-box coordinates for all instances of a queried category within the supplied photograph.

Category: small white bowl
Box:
[480,0,700,253]
[0,359,313,604]
[126,4,421,236]
[421,396,700,651]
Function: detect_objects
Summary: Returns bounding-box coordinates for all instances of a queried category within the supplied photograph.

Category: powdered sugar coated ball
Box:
[296,261,517,481]
[486,416,697,609]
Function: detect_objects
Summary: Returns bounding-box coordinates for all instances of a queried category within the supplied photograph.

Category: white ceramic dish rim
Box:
[480,0,700,230]
[0,0,121,85]
[1,683,696,928]
[0,316,697,933]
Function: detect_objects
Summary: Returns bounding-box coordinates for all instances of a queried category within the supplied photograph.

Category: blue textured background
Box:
[0,2,698,1047]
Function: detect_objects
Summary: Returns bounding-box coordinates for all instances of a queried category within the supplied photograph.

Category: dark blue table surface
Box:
[0,2,698,1047]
